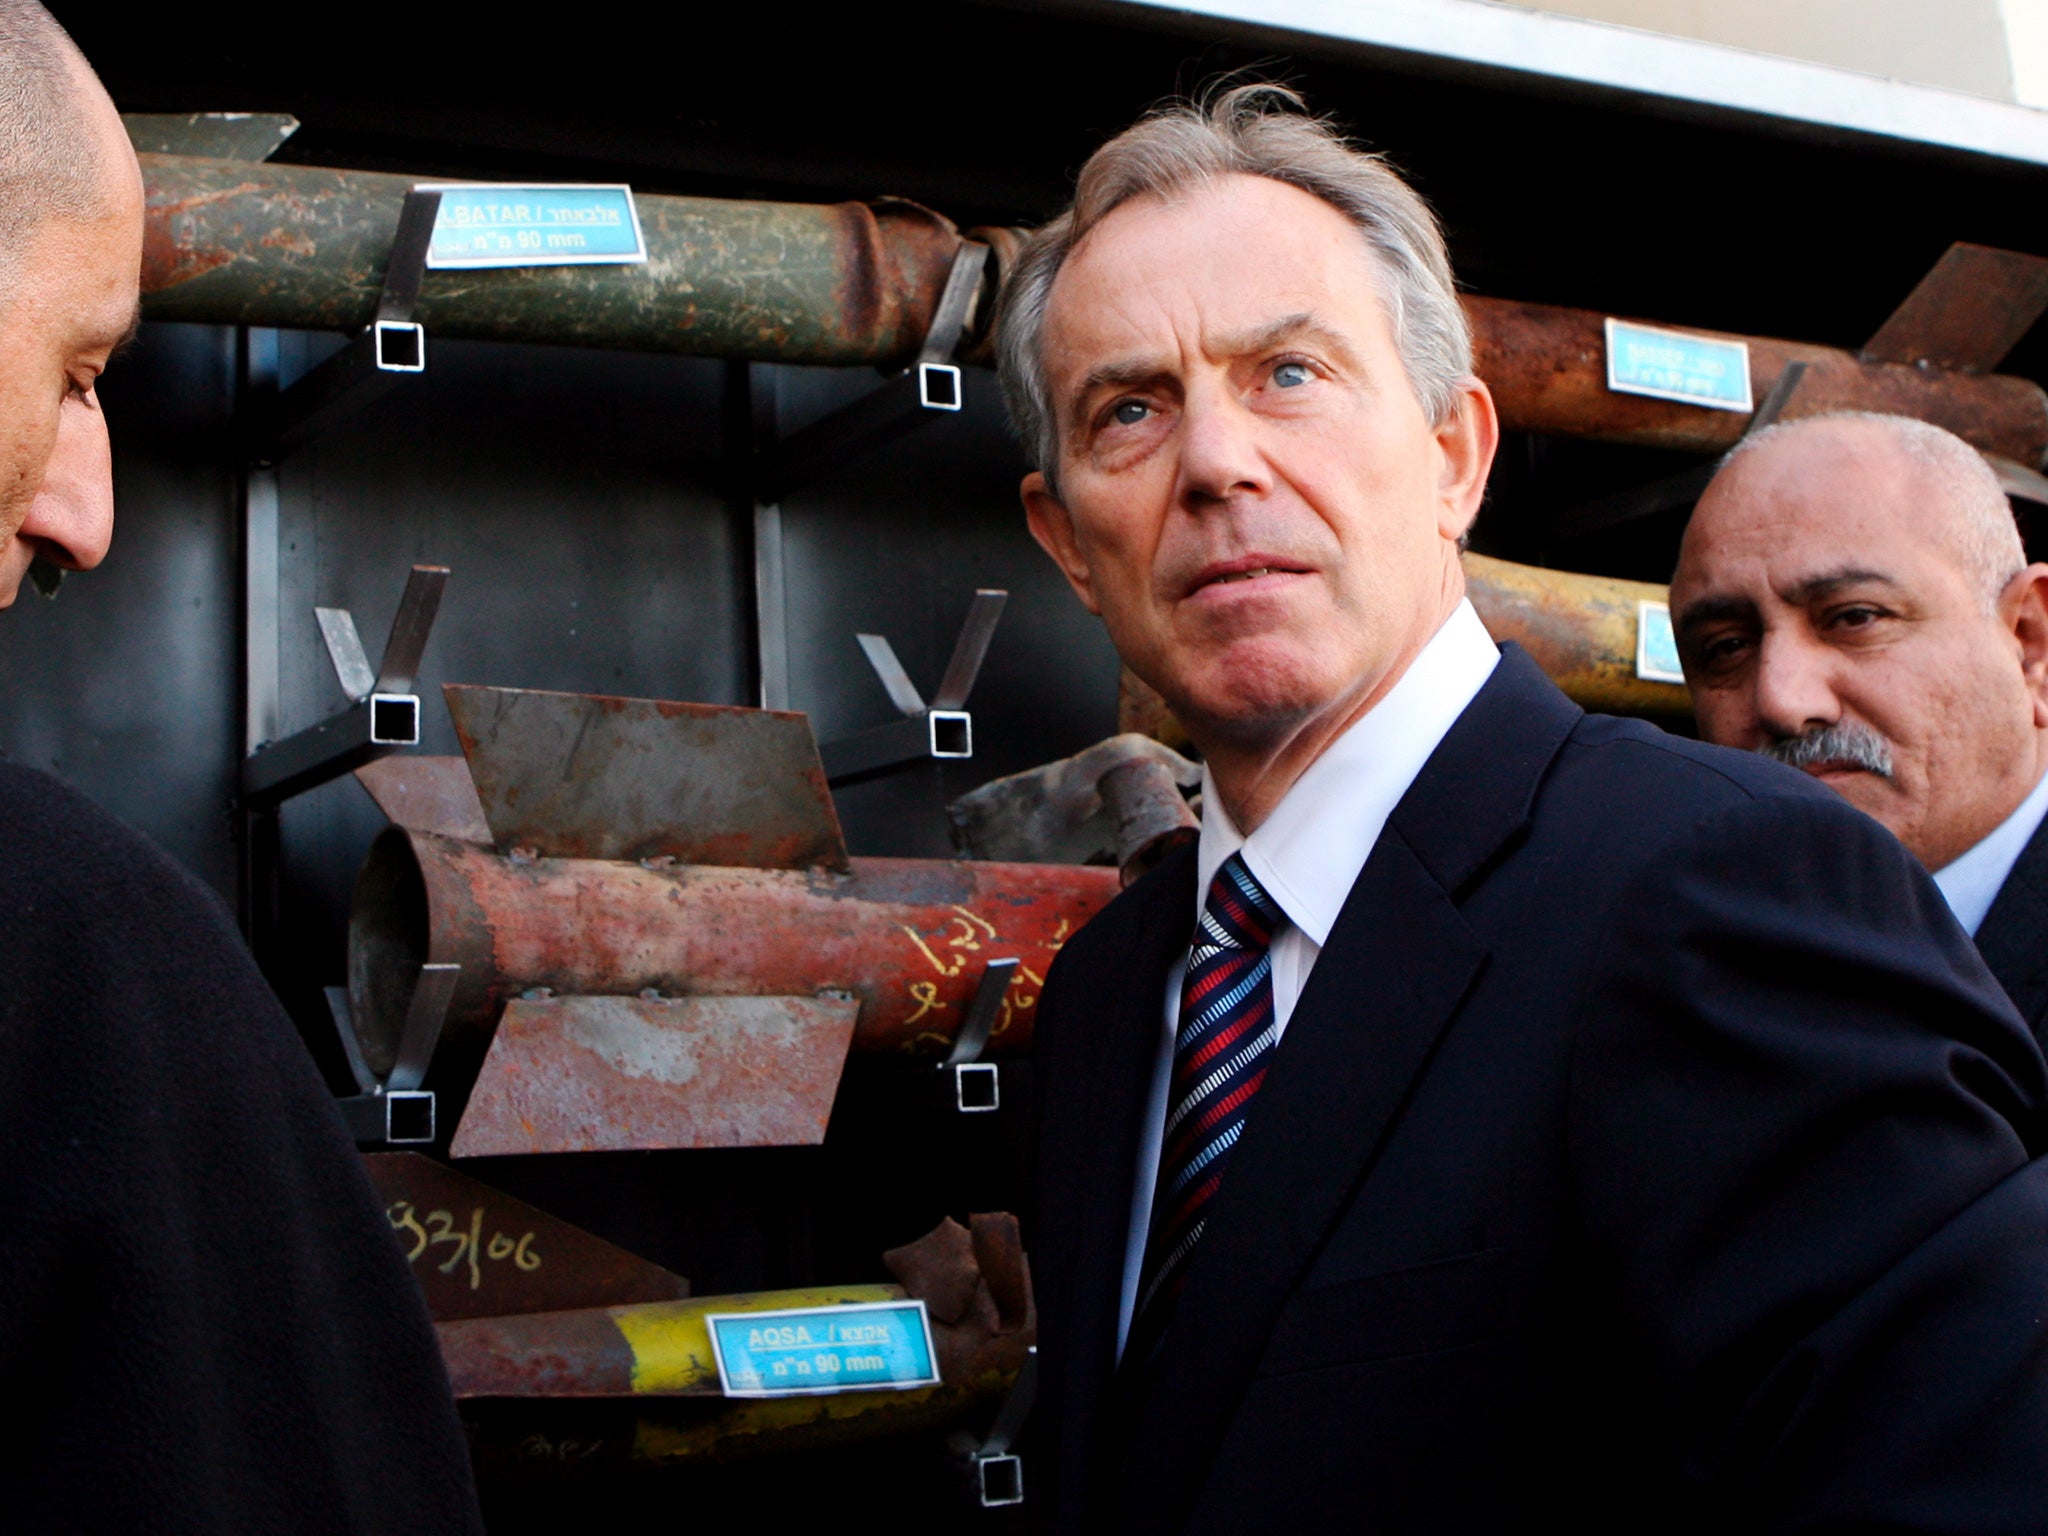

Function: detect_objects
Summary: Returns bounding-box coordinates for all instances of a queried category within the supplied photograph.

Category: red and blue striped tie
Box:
[1125,851,1286,1370]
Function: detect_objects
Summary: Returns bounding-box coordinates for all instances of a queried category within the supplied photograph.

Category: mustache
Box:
[1758,720,1895,780]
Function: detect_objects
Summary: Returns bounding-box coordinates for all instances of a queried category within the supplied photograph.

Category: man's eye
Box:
[1833,606,1881,628]
[1273,362,1312,388]
[1695,634,1752,668]
[1112,400,1149,426]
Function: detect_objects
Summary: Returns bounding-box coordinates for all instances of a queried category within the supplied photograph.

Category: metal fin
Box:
[362,1151,691,1320]
[450,994,860,1156]
[353,755,492,843]
[444,683,850,870]
[121,111,300,162]
[1861,242,2048,372]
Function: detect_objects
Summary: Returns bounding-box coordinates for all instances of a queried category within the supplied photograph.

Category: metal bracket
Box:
[241,564,448,808]
[924,956,1018,1114]
[326,963,458,1145]
[972,1348,1036,1507]
[820,589,1006,787]
[754,240,988,503]
[262,188,441,458]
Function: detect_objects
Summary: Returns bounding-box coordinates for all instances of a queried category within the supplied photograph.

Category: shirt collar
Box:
[1195,600,1501,945]
[1933,761,2048,936]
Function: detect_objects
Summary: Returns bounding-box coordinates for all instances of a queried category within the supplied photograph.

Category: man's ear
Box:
[2005,562,2048,728]
[1434,379,1499,545]
[1022,471,1102,615]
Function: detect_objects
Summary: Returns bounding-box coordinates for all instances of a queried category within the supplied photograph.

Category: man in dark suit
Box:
[997,84,2048,1532]
[1673,412,2048,1047]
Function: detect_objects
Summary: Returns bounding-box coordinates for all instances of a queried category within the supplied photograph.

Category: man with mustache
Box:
[0,5,482,1530]
[1671,412,2048,1046]
[1007,85,2048,1533]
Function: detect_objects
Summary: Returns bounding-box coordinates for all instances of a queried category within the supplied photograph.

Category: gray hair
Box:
[995,83,1473,497]
[1719,411,2024,613]
[0,1,107,287]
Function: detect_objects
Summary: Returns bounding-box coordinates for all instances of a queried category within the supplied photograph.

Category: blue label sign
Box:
[1637,599,1685,684]
[706,1301,939,1397]
[1605,318,1752,413]
[421,184,646,269]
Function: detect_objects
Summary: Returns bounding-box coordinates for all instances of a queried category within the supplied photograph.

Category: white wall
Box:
[1522,0,2032,102]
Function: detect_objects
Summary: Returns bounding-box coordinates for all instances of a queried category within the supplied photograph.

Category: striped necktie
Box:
[1124,851,1286,1371]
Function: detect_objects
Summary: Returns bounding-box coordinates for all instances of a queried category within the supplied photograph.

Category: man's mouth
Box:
[1185,557,1313,598]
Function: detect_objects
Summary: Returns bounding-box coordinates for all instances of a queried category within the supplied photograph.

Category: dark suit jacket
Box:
[1977,809,2048,1048]
[1030,647,2048,1535]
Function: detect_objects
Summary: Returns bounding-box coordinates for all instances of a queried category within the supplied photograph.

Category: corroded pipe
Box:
[441,1214,1030,1401]
[1468,296,2048,465]
[348,828,1119,1077]
[1462,553,1689,717]
[138,154,2048,463]
[140,153,979,366]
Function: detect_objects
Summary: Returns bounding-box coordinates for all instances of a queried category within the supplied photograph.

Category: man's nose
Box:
[1175,383,1269,507]
[22,396,114,571]
[1753,630,1841,741]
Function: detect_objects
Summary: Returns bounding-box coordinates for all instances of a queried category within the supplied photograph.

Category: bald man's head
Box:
[0,2,111,290]
[0,2,140,605]
[1718,413,2023,613]
[1672,412,2048,870]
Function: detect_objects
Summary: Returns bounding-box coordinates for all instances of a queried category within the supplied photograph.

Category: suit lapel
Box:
[1045,846,1197,1530]
[1108,647,1580,1533]
[1973,808,2048,1042]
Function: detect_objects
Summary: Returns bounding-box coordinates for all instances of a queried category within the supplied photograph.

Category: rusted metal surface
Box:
[1102,755,1200,885]
[444,684,848,872]
[348,828,1118,1077]
[1464,553,1689,716]
[441,1212,1031,1405]
[122,112,299,162]
[1467,294,2048,466]
[354,755,491,843]
[439,1283,903,1399]
[140,154,978,368]
[948,733,1197,882]
[449,993,860,1157]
[363,1152,690,1320]
[882,1213,1034,1389]
[139,155,2048,460]
[1861,242,2048,373]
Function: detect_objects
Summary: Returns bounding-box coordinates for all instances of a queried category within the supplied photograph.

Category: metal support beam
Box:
[327,964,458,1147]
[263,189,440,457]
[754,242,986,502]
[820,590,1005,787]
[240,564,447,811]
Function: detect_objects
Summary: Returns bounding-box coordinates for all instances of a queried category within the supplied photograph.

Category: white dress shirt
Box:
[1116,600,1501,1355]
[1933,762,2048,936]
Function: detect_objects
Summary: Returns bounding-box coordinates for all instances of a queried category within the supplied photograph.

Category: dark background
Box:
[15,1,2048,1524]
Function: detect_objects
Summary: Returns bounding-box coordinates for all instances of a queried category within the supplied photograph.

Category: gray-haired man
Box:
[0,7,482,1530]
[1012,86,2048,1534]
[1674,412,2048,1045]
